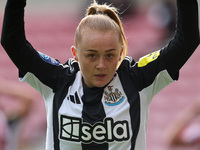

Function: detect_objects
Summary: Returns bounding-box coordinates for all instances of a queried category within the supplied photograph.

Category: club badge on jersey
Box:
[104,86,125,106]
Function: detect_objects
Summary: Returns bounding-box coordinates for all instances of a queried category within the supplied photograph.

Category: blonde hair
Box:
[75,0,128,64]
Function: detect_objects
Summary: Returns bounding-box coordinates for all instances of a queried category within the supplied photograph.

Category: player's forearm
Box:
[163,0,200,78]
[176,0,199,47]
[1,0,26,49]
[1,0,36,74]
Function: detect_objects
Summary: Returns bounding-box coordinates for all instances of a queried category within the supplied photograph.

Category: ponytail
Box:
[75,0,128,65]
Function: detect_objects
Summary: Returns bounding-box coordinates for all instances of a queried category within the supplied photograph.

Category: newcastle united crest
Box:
[104,86,125,106]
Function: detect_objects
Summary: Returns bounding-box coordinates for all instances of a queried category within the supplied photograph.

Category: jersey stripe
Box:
[117,70,140,149]
[81,80,108,150]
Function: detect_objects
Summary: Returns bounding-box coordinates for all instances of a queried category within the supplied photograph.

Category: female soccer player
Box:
[1,0,199,149]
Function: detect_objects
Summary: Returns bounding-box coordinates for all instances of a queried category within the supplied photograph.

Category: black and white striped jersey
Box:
[1,0,199,150]
[20,51,173,150]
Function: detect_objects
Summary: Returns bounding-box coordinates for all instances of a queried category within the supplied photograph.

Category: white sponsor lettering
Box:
[60,115,130,143]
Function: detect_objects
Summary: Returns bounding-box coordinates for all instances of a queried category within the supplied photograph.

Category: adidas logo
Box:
[67,92,81,104]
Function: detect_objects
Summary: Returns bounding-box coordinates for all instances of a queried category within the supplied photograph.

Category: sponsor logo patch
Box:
[38,51,60,66]
[138,50,160,67]
[60,115,130,144]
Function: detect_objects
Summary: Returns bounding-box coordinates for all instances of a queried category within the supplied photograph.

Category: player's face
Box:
[72,29,123,88]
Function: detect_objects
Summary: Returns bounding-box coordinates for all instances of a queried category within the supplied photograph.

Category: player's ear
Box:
[71,46,78,61]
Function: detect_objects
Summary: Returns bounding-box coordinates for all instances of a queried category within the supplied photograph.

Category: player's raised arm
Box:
[162,0,200,79]
[1,0,63,90]
[1,0,40,75]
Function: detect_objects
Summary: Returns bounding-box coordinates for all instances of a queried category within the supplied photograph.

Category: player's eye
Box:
[107,54,113,58]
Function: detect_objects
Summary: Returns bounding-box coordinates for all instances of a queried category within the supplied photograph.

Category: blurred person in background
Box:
[0,110,9,150]
[0,77,34,150]
[146,0,176,35]
[164,98,200,149]
[1,0,199,150]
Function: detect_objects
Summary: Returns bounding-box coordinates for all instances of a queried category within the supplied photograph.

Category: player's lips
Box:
[95,74,106,79]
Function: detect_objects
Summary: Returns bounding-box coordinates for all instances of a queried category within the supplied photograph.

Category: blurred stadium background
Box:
[0,0,200,150]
